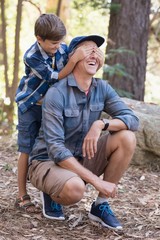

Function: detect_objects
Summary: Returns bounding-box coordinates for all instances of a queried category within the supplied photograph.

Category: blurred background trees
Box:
[0,0,160,134]
[104,0,150,101]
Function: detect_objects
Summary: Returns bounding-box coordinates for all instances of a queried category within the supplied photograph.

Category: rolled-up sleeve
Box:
[104,84,139,131]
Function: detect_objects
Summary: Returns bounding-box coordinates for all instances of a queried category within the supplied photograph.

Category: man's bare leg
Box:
[101,130,136,196]
[88,130,136,230]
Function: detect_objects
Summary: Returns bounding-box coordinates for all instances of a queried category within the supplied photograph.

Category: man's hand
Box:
[93,177,117,198]
[82,120,104,159]
[58,156,117,199]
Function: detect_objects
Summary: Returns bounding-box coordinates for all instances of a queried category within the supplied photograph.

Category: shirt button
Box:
[31,102,33,105]
[40,94,43,96]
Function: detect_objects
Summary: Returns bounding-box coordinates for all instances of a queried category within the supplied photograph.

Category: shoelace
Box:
[99,203,114,216]
[51,202,62,211]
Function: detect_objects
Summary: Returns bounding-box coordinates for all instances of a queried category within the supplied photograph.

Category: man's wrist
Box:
[101,118,109,131]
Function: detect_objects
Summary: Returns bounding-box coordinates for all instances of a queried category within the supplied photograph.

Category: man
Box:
[28,35,139,230]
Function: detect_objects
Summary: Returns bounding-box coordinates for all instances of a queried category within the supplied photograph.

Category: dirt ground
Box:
[0,135,160,240]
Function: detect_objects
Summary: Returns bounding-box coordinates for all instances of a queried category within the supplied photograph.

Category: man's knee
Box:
[119,130,136,151]
[58,177,86,205]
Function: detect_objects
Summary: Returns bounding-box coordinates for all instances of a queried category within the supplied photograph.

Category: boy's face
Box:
[37,36,63,56]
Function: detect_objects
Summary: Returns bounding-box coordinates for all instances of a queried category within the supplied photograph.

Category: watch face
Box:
[102,119,109,131]
[103,119,108,125]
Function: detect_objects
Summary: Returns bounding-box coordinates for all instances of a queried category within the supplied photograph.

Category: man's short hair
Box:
[34,13,66,41]
[68,35,105,54]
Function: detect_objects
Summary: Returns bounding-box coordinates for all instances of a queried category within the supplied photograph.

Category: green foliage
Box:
[72,0,121,12]
[73,0,110,10]
[103,47,135,98]
[103,63,133,79]
[67,0,109,40]
[104,47,135,79]
[106,47,135,60]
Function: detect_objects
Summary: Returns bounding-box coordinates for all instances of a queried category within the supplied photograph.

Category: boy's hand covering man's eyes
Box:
[94,48,105,70]
[70,45,94,63]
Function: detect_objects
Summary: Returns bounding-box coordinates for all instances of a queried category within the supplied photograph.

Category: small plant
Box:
[3,163,12,171]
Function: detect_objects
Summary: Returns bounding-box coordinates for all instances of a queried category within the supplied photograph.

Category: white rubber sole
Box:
[40,192,65,220]
[88,213,123,230]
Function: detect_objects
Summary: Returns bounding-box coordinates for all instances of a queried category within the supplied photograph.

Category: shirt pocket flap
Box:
[64,109,79,117]
[90,103,104,112]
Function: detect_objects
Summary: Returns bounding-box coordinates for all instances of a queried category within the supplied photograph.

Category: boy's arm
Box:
[58,45,94,80]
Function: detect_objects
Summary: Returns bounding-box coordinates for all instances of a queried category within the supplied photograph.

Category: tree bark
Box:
[104,0,150,101]
[1,0,23,127]
[56,0,62,16]
[12,0,23,102]
[0,0,9,91]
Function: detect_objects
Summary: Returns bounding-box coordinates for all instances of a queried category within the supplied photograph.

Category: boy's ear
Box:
[36,35,43,42]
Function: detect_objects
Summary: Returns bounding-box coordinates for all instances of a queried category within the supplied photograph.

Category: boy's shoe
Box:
[88,201,123,230]
[40,192,65,220]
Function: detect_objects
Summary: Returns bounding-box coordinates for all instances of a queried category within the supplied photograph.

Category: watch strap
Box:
[101,119,109,131]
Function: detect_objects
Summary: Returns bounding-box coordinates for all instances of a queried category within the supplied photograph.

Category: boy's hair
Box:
[35,13,66,41]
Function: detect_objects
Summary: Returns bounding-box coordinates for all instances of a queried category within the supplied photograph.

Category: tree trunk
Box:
[46,0,70,26]
[56,0,62,16]
[11,0,23,103]
[3,0,23,126]
[0,0,9,91]
[104,0,150,101]
[0,0,23,127]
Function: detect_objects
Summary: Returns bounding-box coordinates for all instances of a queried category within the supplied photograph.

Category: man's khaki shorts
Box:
[28,133,109,198]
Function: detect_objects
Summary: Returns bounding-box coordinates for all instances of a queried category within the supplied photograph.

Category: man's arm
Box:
[58,156,117,198]
[82,119,127,159]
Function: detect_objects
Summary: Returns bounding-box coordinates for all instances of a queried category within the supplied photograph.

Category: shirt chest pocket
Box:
[89,103,104,122]
[64,108,80,129]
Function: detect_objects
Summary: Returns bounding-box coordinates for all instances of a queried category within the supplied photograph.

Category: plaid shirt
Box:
[15,41,68,113]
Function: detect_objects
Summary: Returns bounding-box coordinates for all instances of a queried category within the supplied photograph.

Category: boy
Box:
[15,13,93,220]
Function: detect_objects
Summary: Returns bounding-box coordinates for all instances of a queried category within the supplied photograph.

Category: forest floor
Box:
[0,135,160,240]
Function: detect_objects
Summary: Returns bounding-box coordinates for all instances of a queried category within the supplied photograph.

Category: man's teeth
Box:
[88,62,96,65]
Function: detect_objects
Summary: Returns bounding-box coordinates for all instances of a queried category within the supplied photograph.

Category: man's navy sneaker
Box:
[40,192,65,220]
[88,201,123,230]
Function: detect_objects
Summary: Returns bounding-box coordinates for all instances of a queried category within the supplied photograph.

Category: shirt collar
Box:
[36,41,66,60]
[36,42,49,60]
[67,73,98,89]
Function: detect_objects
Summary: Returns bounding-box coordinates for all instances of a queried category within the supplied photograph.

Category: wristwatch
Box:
[101,118,109,131]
